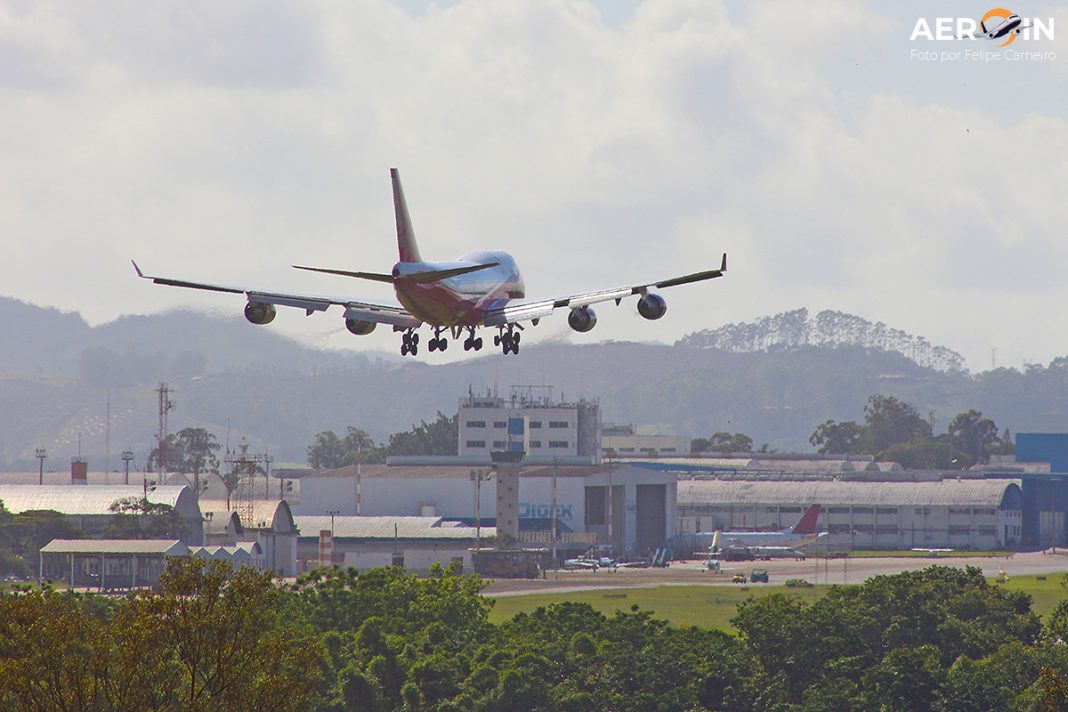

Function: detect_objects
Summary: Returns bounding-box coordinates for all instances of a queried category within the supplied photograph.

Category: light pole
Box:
[121,450,134,486]
[551,457,559,567]
[35,448,47,486]
[327,510,340,539]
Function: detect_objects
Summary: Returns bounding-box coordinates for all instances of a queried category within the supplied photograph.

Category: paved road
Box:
[484,551,1068,597]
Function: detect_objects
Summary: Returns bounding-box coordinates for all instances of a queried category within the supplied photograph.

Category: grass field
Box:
[487,584,828,628]
[487,574,1068,630]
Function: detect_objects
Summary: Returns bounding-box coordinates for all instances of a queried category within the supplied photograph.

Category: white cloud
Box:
[0,0,1064,369]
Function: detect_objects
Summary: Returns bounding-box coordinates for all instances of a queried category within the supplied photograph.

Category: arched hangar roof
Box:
[0,485,201,519]
[678,479,1023,509]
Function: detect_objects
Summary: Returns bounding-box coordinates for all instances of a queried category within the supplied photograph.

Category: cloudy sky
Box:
[1,0,1065,371]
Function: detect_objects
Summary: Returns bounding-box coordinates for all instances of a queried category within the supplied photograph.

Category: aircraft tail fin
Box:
[791,504,821,535]
[391,168,422,263]
[711,530,720,553]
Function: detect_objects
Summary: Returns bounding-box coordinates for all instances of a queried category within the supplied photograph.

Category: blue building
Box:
[986,433,1068,547]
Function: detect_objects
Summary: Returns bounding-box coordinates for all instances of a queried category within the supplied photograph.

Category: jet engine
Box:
[345,318,377,336]
[637,293,667,320]
[244,301,276,325]
[568,306,597,333]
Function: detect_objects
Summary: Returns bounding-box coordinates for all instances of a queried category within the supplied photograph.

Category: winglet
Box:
[131,260,145,278]
[391,168,422,263]
[720,253,727,272]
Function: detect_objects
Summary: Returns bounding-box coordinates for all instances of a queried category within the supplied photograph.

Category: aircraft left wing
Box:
[131,261,421,328]
[484,253,726,326]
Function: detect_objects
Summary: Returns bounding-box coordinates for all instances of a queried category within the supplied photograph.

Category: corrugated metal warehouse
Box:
[678,479,1023,550]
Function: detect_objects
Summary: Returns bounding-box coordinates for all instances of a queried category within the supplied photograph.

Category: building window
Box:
[549,421,569,428]
[529,421,542,428]
[549,441,569,448]
[493,421,507,428]
[852,507,874,514]
[978,525,996,535]
[780,506,802,513]
[661,447,677,453]
[466,440,486,448]
[948,508,971,515]
[619,448,635,452]
[973,508,996,515]
[876,525,898,534]
[492,441,506,449]
[876,507,897,515]
[529,441,542,449]
[949,525,971,535]
[466,420,486,428]
[828,507,850,514]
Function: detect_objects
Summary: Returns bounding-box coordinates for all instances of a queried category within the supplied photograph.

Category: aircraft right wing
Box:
[131,261,422,328]
[484,254,726,326]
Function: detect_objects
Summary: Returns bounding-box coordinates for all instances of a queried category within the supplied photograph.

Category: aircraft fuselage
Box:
[393,251,525,326]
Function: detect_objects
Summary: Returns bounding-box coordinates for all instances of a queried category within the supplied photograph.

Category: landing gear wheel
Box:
[513,333,521,345]
[410,344,418,355]
[494,335,501,346]
[429,339,438,352]
[474,337,483,350]
[439,338,448,351]
[401,343,409,356]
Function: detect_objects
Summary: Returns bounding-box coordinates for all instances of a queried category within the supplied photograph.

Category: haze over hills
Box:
[2,295,1068,470]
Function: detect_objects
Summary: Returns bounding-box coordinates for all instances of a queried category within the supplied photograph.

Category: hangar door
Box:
[635,484,667,554]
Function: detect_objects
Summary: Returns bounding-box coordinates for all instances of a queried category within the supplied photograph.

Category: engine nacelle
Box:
[568,306,597,333]
[345,318,377,336]
[244,301,276,325]
[637,293,668,320]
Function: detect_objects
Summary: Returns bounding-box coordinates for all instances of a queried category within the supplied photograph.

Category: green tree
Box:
[708,432,754,455]
[809,419,865,454]
[947,410,1002,467]
[863,394,932,453]
[147,427,221,478]
[104,497,188,540]
[307,427,386,470]
[387,412,458,456]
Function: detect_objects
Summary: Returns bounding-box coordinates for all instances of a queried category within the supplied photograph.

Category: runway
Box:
[484,550,1068,597]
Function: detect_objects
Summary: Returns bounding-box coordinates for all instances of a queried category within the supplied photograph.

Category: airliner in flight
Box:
[133,169,727,357]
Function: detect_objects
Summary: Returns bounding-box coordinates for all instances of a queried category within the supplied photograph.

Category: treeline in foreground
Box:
[3,562,1068,711]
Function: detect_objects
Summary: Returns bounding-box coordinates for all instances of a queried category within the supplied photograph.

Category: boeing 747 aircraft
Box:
[133,169,727,357]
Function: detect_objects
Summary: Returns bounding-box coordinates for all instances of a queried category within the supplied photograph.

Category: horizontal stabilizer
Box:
[292,265,395,283]
[293,261,499,284]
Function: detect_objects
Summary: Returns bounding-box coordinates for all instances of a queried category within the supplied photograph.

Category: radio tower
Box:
[225,438,268,528]
[157,383,175,483]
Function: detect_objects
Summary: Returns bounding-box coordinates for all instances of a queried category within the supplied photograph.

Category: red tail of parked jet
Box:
[791,504,821,535]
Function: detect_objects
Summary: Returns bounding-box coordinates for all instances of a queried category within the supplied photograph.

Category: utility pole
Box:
[35,447,47,486]
[356,444,363,516]
[551,457,559,567]
[156,383,175,483]
[121,450,134,485]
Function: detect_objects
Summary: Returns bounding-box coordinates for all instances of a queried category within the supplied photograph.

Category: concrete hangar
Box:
[678,479,1023,552]
[289,463,677,560]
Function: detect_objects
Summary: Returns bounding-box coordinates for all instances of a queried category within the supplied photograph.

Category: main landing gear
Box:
[494,325,521,355]
[428,327,449,352]
[463,327,484,352]
[400,329,420,356]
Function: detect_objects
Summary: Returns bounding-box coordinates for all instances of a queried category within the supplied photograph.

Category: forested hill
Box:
[678,308,967,373]
[2,297,1068,468]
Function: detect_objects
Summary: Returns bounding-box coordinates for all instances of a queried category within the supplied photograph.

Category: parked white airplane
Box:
[710,504,826,551]
[133,169,727,357]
